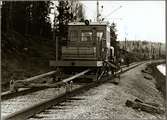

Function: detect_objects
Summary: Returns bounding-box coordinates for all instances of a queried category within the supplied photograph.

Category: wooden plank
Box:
[144,76,152,80]
[134,98,159,107]
[141,69,151,74]
[125,100,164,114]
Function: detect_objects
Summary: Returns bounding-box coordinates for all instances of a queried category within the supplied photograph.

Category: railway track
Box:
[1,62,138,101]
[2,61,145,120]
[1,88,47,101]
[1,71,58,101]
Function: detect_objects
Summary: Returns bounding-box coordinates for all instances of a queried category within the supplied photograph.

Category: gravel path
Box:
[28,61,166,120]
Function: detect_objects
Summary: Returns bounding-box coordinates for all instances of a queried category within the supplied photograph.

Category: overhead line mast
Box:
[97,0,99,22]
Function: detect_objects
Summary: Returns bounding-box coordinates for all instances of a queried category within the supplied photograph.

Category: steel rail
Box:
[14,69,90,88]
[3,61,145,120]
[9,71,57,93]
[2,70,57,101]
[18,71,57,83]
[1,88,46,101]
[2,70,90,101]
[1,62,142,101]
[1,61,143,101]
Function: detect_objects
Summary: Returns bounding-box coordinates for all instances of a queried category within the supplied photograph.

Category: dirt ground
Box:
[29,61,166,120]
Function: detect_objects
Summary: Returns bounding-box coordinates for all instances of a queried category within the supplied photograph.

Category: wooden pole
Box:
[56,36,58,61]
[96,0,99,22]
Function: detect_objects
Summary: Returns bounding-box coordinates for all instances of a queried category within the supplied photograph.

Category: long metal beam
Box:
[15,71,57,83]
[14,69,91,88]
[62,69,90,83]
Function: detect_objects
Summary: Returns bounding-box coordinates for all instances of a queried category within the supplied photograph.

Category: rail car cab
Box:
[50,21,113,67]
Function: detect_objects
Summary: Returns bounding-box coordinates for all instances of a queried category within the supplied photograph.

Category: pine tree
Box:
[31,1,52,37]
[2,1,52,37]
[110,22,119,60]
[77,3,85,22]
[1,1,53,56]
[55,0,73,38]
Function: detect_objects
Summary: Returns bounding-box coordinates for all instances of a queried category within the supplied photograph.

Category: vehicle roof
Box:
[68,22,109,26]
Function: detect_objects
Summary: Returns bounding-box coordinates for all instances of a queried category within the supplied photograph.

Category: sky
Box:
[81,1,165,43]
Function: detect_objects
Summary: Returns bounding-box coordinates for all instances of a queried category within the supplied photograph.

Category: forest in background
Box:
[1,1,86,91]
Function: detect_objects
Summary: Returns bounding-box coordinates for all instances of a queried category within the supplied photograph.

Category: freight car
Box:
[50,20,118,81]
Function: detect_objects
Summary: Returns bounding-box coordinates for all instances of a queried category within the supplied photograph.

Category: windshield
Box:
[97,32,103,41]
[81,31,92,42]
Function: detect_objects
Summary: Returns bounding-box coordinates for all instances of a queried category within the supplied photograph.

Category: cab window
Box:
[96,32,103,41]
[81,31,92,42]
[70,30,78,41]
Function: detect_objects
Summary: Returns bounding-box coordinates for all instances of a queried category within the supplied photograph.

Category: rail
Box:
[9,71,57,92]
[16,71,57,83]
[10,69,90,88]
[3,61,145,120]
[14,69,90,88]
[2,61,144,99]
[2,62,141,100]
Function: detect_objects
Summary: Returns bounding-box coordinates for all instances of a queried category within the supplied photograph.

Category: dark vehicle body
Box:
[50,22,115,68]
[49,21,118,82]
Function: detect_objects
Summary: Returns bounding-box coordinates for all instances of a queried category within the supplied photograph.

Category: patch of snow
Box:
[157,64,166,76]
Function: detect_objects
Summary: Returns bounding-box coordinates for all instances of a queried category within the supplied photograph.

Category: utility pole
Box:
[96,0,99,22]
[124,32,128,50]
[159,43,161,58]
[125,37,127,50]
[52,3,58,61]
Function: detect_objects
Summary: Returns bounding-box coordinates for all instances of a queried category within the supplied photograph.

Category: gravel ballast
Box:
[1,84,81,118]
[28,61,166,120]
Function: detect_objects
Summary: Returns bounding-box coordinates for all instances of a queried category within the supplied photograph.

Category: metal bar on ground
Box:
[15,69,91,88]
[62,69,90,83]
[15,71,57,83]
